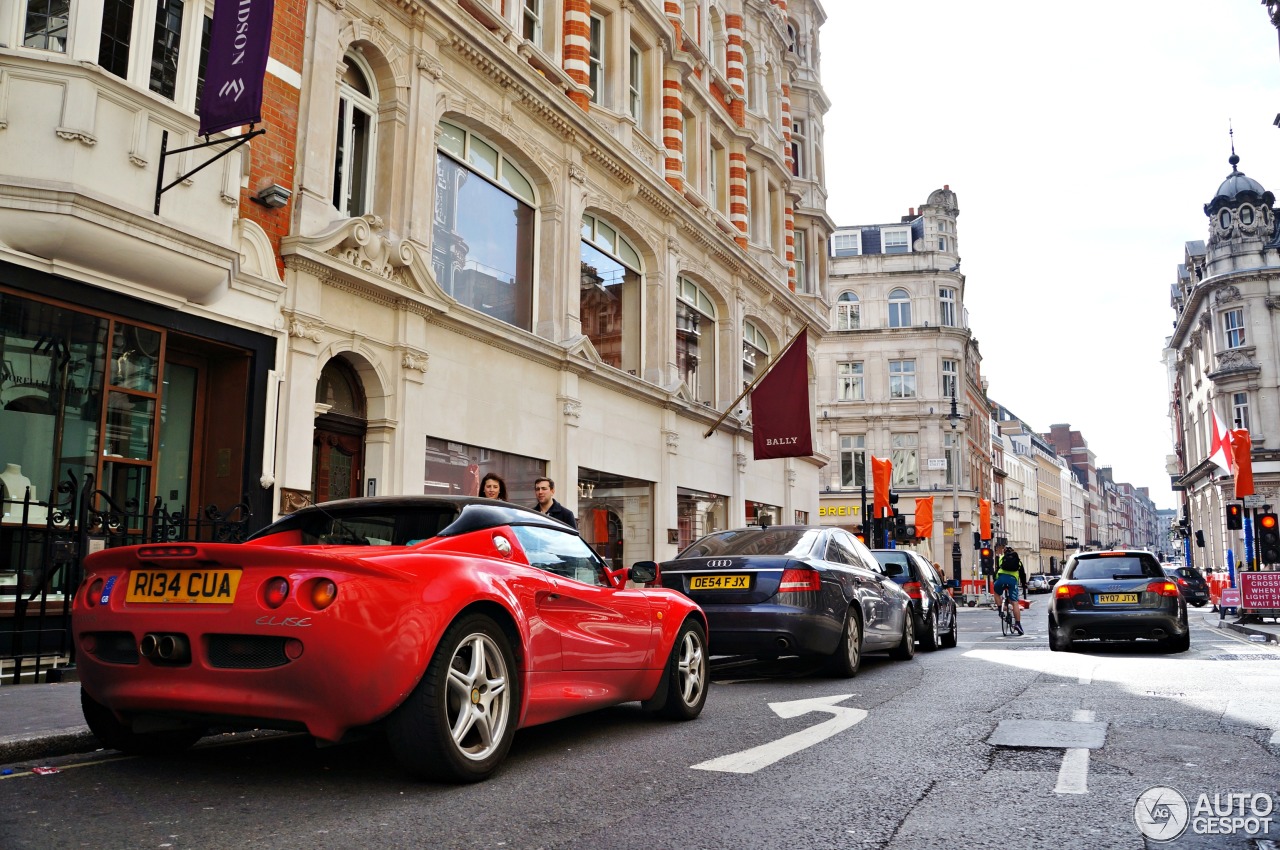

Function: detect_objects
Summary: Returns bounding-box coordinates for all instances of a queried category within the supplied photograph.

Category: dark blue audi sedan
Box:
[658,526,914,677]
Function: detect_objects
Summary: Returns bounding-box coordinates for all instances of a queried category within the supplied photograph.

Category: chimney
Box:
[944,184,950,190]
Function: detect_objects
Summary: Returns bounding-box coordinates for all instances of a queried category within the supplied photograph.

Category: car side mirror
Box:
[629,561,658,584]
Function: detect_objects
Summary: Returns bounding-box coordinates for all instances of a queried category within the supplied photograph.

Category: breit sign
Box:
[199,0,277,137]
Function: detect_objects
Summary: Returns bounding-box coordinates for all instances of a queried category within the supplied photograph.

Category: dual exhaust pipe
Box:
[139,633,190,662]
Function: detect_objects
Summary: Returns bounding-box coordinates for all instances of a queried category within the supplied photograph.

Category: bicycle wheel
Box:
[999,594,1012,636]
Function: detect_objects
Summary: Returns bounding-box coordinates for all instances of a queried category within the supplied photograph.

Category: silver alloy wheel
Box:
[445,632,512,762]
[675,628,707,707]
[930,614,939,647]
[845,615,861,669]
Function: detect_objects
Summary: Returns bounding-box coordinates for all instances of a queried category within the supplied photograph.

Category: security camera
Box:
[734,406,750,420]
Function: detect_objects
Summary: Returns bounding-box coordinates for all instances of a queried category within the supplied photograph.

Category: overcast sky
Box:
[819,1,1280,511]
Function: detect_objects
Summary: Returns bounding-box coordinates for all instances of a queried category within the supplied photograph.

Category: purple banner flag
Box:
[199,0,277,137]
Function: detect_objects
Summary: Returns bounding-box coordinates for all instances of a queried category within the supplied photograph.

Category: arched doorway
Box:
[312,358,367,503]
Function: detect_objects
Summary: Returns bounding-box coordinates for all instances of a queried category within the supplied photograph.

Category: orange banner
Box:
[914,496,933,539]
[872,457,892,519]
[979,498,991,540]
[1233,429,1254,499]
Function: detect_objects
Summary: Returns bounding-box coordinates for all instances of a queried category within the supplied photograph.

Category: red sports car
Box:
[73,496,709,781]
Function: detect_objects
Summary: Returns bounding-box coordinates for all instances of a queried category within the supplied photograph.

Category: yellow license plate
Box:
[126,570,242,604]
[690,574,750,591]
[1097,593,1139,604]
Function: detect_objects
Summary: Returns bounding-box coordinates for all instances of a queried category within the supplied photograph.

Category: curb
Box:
[1220,619,1280,644]
[0,728,98,766]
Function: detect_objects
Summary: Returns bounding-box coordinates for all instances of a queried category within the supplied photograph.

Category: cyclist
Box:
[993,544,1028,635]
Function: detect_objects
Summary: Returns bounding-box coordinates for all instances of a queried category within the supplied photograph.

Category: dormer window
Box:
[1241,205,1255,226]
[882,228,910,254]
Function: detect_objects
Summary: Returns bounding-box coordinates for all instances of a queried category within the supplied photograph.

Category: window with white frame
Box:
[939,287,956,327]
[941,359,958,400]
[840,435,866,489]
[589,14,605,105]
[742,320,770,393]
[334,54,378,218]
[1233,392,1251,431]
[683,109,699,186]
[1223,308,1246,349]
[888,288,912,328]
[709,9,725,75]
[708,141,726,213]
[149,0,186,101]
[837,361,864,401]
[677,277,717,404]
[523,0,543,45]
[433,121,537,331]
[889,359,916,399]
[938,235,948,251]
[891,433,919,486]
[628,43,643,121]
[746,168,759,242]
[581,213,643,374]
[766,182,779,251]
[99,0,135,80]
[882,228,910,254]
[793,229,808,292]
[744,42,759,112]
[835,291,860,330]
[791,119,806,178]
[831,231,861,257]
[23,0,69,51]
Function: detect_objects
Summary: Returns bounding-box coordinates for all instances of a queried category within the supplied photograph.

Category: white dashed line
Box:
[1054,710,1095,795]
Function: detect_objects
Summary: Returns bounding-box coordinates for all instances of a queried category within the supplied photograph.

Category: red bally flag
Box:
[872,457,892,519]
[1232,429,1254,499]
[751,329,813,460]
[979,498,992,540]
[914,496,934,539]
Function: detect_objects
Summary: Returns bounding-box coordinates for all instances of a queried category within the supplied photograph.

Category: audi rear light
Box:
[1147,579,1180,597]
[902,580,922,599]
[778,568,821,593]
[1055,583,1085,599]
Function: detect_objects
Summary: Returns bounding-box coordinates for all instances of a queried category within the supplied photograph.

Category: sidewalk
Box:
[2,609,1278,768]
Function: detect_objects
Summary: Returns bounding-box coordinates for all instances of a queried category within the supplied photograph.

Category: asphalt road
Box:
[2,609,1278,850]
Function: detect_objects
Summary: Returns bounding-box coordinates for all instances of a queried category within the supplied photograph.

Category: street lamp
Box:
[947,394,963,584]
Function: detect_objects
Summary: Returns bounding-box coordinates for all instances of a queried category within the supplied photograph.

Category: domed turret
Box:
[1204,153,1274,217]
[1203,152,1276,249]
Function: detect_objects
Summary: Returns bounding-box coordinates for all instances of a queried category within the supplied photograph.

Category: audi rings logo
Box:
[705,559,734,568]
[1135,786,1190,842]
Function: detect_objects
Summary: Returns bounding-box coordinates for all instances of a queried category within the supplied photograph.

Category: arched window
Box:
[743,42,758,112]
[433,121,537,331]
[677,277,717,404]
[581,214,643,373]
[334,52,378,217]
[888,288,911,328]
[835,291,860,330]
[742,320,770,390]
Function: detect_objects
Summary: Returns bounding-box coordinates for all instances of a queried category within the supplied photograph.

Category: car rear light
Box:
[137,545,198,558]
[778,568,821,593]
[902,581,922,599]
[262,577,290,609]
[1175,577,1188,586]
[308,578,337,610]
[1055,583,1085,599]
[86,578,103,607]
[1147,579,1180,597]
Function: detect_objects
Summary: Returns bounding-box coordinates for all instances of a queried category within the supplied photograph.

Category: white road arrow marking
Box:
[691,694,868,774]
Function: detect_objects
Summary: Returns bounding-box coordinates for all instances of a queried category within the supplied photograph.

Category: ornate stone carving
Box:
[1265,295,1280,312]
[561,398,582,423]
[736,452,747,473]
[569,163,586,185]
[55,128,96,146]
[279,488,311,515]
[326,214,416,279]
[128,153,147,168]
[417,51,443,79]
[1214,285,1243,304]
[401,351,429,372]
[1213,346,1260,374]
[787,470,797,487]
[284,313,324,343]
[664,430,680,453]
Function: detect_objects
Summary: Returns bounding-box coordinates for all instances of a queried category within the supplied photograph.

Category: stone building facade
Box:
[814,187,991,581]
[0,0,832,564]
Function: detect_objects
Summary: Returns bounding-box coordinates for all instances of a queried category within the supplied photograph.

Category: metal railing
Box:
[0,471,251,685]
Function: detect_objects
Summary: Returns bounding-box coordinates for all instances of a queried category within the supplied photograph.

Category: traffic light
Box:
[980,546,994,575]
[1259,513,1280,564]
[893,510,907,543]
[1226,503,1243,530]
[1195,530,1205,548]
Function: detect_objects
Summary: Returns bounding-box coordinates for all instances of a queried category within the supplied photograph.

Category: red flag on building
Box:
[1233,429,1254,499]
[914,496,934,539]
[750,329,813,460]
[872,457,892,519]
[979,498,991,540]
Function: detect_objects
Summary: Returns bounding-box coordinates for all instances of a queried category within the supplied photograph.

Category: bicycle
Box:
[996,587,1020,637]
